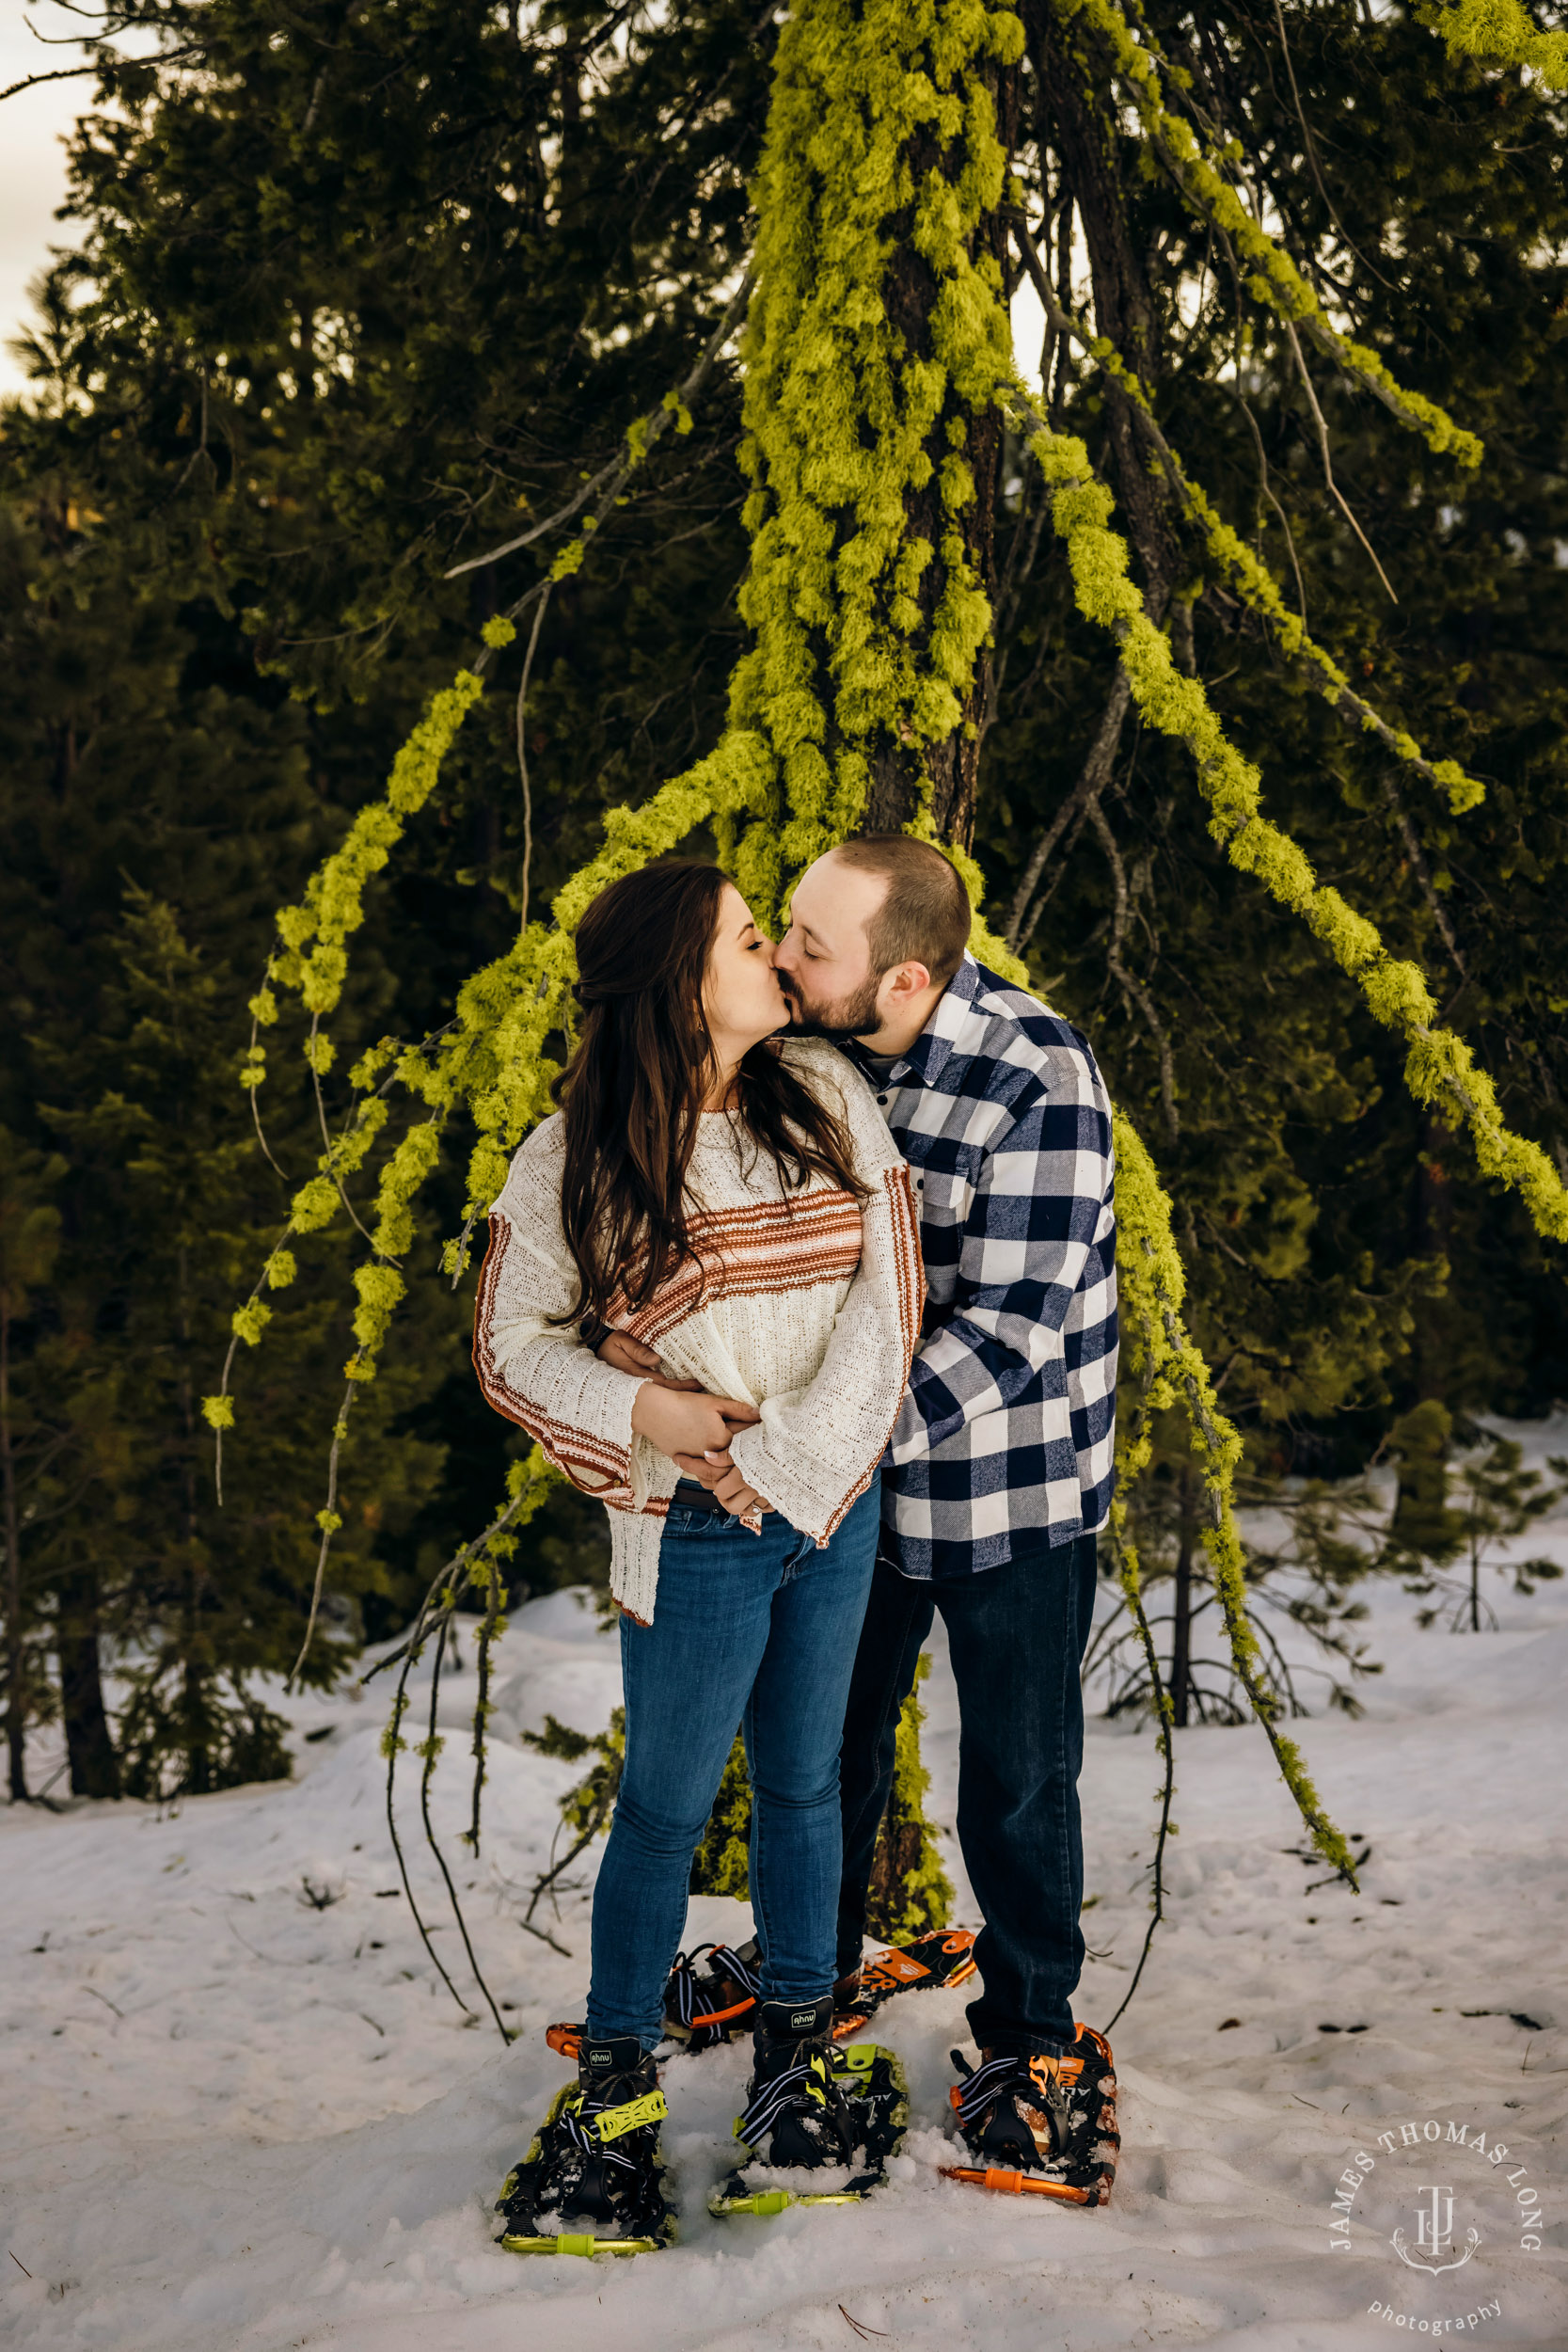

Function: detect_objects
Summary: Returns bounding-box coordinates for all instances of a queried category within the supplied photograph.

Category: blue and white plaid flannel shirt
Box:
[843,952,1118,1580]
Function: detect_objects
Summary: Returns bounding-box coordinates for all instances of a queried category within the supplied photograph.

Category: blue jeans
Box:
[836,1533,1099,2057]
[586,1483,881,2052]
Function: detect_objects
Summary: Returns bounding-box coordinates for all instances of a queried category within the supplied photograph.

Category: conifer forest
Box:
[2,0,1567,2342]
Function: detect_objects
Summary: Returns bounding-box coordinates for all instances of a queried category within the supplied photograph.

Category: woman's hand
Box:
[672,1443,769,1520]
[708,1460,770,1518]
[597,1329,702,1391]
[630,1382,760,1462]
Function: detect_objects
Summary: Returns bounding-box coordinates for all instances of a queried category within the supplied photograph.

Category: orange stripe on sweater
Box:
[472,1216,636,1503]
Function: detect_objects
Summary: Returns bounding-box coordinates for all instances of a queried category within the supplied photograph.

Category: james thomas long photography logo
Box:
[1324,2113,1544,2333]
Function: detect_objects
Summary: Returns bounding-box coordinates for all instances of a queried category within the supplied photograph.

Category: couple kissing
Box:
[474,834,1119,2249]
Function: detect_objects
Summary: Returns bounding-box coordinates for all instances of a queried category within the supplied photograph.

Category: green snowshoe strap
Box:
[584,2087,667,2143]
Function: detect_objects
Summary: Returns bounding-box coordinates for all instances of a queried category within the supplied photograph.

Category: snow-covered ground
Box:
[5,1433,1567,2349]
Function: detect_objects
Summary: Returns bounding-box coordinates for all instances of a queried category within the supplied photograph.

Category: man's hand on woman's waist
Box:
[603,1332,770,1519]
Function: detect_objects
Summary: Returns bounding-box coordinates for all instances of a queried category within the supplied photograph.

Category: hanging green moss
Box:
[864,1655,956,1945]
[1417,0,1568,87]
[1065,0,1483,467]
[1029,285,1486,816]
[1017,398,1568,1250]
[688,1734,755,1900]
[1113,1111,1354,1878]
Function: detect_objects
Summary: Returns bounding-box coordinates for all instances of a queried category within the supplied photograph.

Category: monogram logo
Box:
[1390,2182,1481,2276]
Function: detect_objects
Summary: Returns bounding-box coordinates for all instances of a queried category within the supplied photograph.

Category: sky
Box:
[0,7,102,396]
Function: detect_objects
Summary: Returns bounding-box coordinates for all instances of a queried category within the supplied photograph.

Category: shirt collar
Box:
[846,952,980,1094]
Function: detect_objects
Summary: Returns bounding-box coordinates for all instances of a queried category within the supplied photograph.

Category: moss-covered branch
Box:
[1114,1112,1358,1880]
[1057,0,1484,469]
[1417,0,1568,87]
[1007,222,1487,817]
[1013,394,1568,1248]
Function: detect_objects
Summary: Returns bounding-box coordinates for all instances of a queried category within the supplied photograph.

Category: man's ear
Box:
[878,958,933,1007]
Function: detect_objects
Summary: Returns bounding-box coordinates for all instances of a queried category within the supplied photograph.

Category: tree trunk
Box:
[857,53,1022,846]
[1,1296,27,1802]
[56,1566,119,1799]
[176,1243,210,1794]
[1170,1462,1195,1728]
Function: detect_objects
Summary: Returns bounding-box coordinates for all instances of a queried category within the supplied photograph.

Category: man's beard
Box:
[776,970,883,1044]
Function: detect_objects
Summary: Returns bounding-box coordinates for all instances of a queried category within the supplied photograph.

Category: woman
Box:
[473,859,921,2251]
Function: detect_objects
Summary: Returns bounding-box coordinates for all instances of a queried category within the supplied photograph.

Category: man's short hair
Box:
[828,834,973,991]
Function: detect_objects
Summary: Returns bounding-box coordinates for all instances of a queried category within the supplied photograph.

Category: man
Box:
[604,835,1120,2204]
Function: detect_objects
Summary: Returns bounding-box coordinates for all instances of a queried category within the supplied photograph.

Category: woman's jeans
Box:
[586,1483,880,2052]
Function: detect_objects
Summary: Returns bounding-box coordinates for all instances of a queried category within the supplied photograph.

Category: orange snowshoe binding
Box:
[942,2025,1118,2207]
[545,1927,978,2060]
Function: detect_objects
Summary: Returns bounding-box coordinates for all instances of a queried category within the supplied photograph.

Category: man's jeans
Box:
[587,1483,880,2052]
[836,1532,1099,2057]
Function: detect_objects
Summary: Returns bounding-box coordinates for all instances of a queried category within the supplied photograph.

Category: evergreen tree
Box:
[0,1130,67,1800]
[1,0,1563,1960]
[36,891,448,1795]
[1401,1430,1567,1631]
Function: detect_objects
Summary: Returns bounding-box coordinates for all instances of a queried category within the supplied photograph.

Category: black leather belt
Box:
[670,1477,729,1516]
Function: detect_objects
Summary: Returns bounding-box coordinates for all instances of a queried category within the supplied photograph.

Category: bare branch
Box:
[515,587,550,930]
[1284,322,1397,603]
[1088,799,1180,1145]
[286,1376,357,1690]
[1006,668,1133,952]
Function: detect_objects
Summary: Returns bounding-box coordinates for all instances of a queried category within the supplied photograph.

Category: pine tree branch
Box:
[443,268,754,582]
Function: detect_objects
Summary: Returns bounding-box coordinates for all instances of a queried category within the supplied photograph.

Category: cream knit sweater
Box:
[473,1038,923,1624]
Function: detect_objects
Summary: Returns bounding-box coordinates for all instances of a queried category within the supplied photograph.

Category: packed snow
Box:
[4,1425,1567,2349]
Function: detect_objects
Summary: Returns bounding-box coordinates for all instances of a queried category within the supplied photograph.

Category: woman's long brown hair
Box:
[553,861,866,1327]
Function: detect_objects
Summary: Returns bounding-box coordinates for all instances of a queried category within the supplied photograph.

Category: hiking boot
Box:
[495,2032,672,2252]
[734,1995,856,2170]
[944,2025,1118,2206]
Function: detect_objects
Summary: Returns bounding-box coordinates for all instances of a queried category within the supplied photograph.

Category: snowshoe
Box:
[830,1926,978,2039]
[941,2025,1118,2207]
[495,2033,673,2255]
[710,1996,909,2217]
[543,1928,974,2060]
